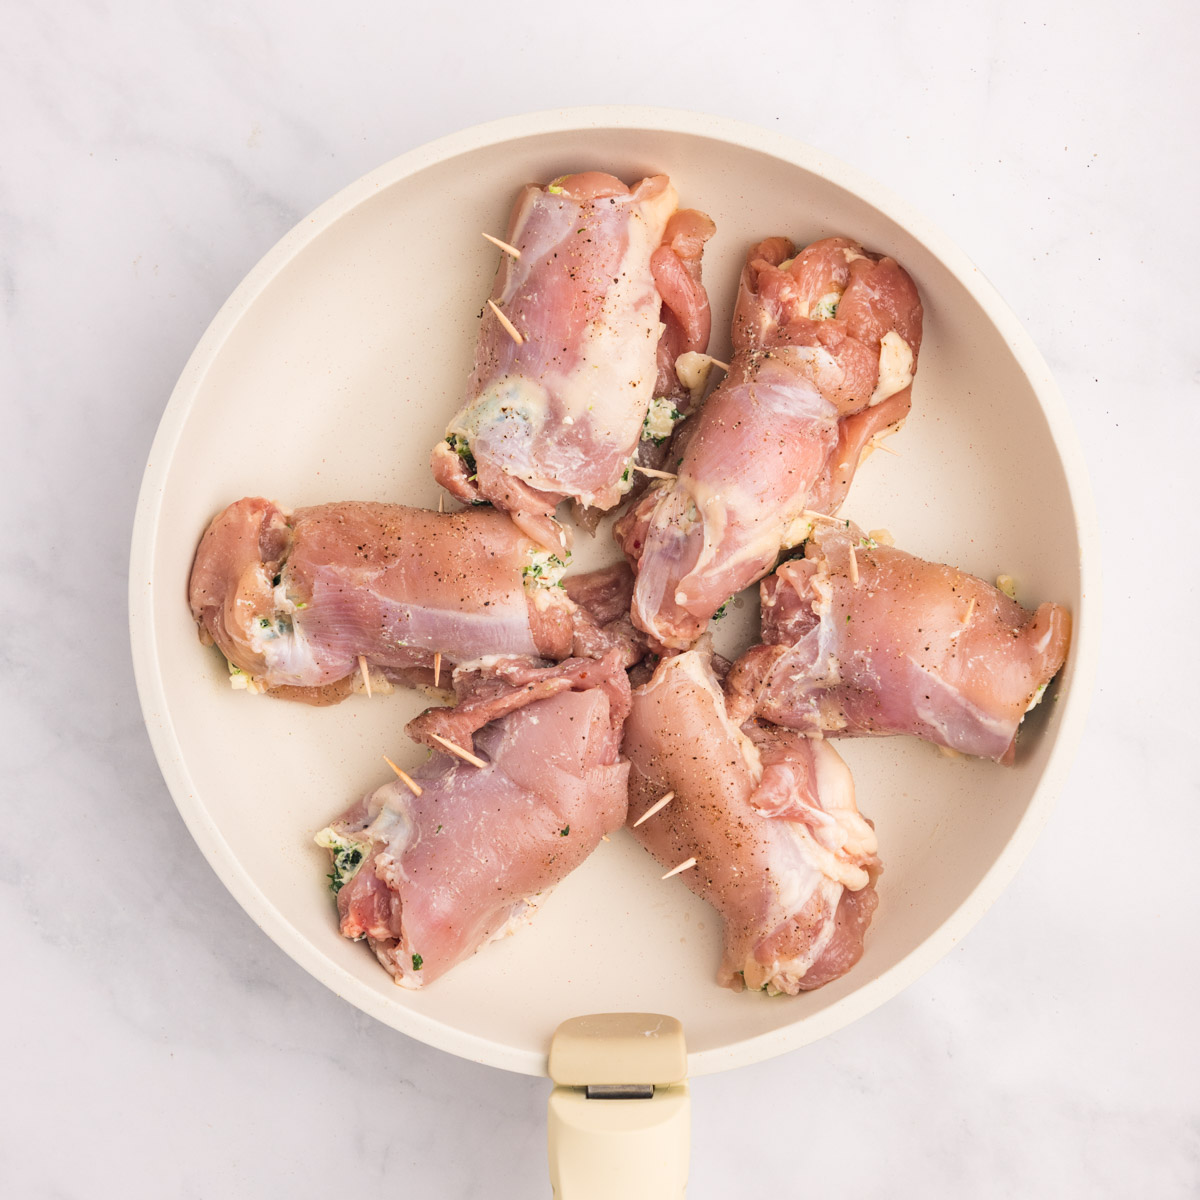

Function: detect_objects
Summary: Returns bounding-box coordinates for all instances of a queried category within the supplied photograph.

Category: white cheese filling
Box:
[869,331,914,406]
[522,548,570,591]
[642,395,682,443]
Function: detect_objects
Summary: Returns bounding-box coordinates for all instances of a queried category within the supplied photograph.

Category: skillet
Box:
[129,106,1099,1184]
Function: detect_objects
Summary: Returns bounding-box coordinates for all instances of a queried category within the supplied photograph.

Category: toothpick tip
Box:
[487,299,525,345]
[383,756,423,796]
[632,791,675,828]
[661,856,697,881]
[429,731,488,769]
[482,231,521,259]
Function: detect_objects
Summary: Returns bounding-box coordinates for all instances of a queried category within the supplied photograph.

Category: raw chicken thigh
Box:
[188,498,638,703]
[623,649,880,994]
[431,172,714,548]
[616,208,718,505]
[407,648,631,759]
[724,520,1072,763]
[317,654,630,987]
[616,235,923,649]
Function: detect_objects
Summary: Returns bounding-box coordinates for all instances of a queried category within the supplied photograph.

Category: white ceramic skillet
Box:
[129,110,1099,1101]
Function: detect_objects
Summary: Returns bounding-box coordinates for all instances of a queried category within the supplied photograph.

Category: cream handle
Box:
[546,1014,690,1199]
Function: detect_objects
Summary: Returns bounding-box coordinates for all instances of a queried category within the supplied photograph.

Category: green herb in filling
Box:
[446,434,477,477]
[642,397,684,445]
[315,828,368,897]
[523,552,569,588]
[812,295,840,320]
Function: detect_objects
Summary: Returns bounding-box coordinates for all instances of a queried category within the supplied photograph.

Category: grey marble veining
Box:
[3,1,1197,1196]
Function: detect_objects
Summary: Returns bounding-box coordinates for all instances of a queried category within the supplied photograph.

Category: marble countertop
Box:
[4,2,1195,1195]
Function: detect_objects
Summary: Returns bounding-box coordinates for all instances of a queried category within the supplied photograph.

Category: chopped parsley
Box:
[446,434,477,477]
[411,953,423,971]
[642,397,683,445]
[314,828,367,897]
[254,612,292,641]
[523,551,570,590]
[559,826,570,837]
[712,599,731,621]
[811,294,840,320]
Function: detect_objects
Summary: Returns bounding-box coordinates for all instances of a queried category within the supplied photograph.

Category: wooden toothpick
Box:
[482,231,521,259]
[429,731,488,769]
[633,464,677,481]
[358,655,372,698]
[487,299,525,345]
[433,651,442,688]
[632,792,675,828]
[661,857,697,881]
[962,597,976,627]
[848,544,860,587]
[383,756,423,797]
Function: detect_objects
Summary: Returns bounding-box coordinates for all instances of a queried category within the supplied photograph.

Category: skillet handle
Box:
[547,1013,690,1199]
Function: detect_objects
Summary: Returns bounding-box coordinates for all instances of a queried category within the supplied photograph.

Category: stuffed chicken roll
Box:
[189,498,639,704]
[724,520,1071,763]
[317,654,630,987]
[616,235,923,649]
[623,649,880,995]
[431,172,714,547]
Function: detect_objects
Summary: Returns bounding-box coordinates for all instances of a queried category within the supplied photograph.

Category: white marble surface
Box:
[3,2,1196,1195]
